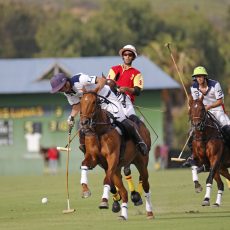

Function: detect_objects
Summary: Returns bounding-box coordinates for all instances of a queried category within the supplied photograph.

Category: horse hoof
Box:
[146,212,154,219]
[99,201,109,209]
[195,184,203,193]
[212,203,220,207]
[202,199,210,206]
[131,191,141,203]
[112,201,121,213]
[81,190,91,198]
[134,198,143,206]
[117,215,127,221]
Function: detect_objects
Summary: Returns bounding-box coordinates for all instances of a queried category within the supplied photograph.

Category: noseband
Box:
[191,103,207,131]
[80,92,99,133]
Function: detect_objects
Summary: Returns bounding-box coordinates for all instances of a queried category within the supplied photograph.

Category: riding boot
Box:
[121,119,148,155]
[79,129,86,154]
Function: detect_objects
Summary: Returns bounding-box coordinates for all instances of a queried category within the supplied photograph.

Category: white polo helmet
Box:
[119,44,137,58]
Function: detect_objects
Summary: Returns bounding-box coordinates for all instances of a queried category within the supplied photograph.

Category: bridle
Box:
[191,102,207,131]
[80,91,116,134]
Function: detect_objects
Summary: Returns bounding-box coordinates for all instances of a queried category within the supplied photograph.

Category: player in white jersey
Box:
[191,66,230,127]
[184,66,230,168]
[50,72,147,155]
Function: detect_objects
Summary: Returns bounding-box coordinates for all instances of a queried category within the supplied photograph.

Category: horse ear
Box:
[94,85,100,93]
[82,86,87,93]
[101,73,106,79]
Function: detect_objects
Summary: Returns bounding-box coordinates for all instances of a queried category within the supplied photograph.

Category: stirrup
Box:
[136,142,148,156]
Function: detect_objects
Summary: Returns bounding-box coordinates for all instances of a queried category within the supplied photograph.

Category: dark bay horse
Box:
[189,96,230,206]
[79,86,154,220]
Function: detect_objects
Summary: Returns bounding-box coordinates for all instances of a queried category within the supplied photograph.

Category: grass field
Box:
[0,169,230,230]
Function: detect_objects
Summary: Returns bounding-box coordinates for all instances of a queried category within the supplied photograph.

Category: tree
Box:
[0,2,42,58]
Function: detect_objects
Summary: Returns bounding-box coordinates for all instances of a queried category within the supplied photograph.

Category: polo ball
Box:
[42,197,48,204]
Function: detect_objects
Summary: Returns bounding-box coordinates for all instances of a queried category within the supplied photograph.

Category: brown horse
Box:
[189,96,230,206]
[79,86,154,220]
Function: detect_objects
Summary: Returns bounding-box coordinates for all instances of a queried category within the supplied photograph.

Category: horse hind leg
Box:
[135,163,154,219]
[123,165,143,206]
[219,167,230,190]
[212,172,224,207]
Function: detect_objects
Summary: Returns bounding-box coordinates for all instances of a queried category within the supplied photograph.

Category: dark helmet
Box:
[50,73,68,93]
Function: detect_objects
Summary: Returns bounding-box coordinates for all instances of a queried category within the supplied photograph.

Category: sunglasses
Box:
[123,52,134,57]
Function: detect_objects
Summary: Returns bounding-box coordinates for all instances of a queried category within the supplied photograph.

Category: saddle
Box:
[207,111,230,148]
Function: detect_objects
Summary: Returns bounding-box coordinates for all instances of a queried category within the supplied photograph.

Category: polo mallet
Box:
[165,42,189,101]
[171,131,192,162]
[62,128,75,214]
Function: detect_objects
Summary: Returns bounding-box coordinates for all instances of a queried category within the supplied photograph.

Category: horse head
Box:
[80,86,101,133]
[190,95,207,131]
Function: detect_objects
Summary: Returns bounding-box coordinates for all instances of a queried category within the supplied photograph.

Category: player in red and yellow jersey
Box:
[107,45,145,207]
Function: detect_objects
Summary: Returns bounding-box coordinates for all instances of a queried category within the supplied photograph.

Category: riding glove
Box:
[67,115,75,128]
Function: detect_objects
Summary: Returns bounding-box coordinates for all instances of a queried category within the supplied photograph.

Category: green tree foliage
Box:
[35,11,83,57]
[0,2,42,58]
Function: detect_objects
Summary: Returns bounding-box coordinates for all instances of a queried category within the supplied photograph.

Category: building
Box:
[0,56,180,175]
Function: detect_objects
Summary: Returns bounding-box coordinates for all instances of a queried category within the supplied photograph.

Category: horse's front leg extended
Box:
[191,165,203,193]
[80,154,98,198]
[202,167,217,206]
[113,170,128,220]
[99,153,118,209]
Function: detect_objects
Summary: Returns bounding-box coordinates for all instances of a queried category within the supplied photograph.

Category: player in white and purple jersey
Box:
[50,72,147,155]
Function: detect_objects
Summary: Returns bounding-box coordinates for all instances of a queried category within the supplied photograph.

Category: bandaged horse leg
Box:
[111,186,121,213]
[202,168,216,206]
[123,165,142,206]
[112,170,129,220]
[99,184,110,209]
[80,165,91,198]
[212,172,224,207]
[145,192,154,219]
[192,165,203,193]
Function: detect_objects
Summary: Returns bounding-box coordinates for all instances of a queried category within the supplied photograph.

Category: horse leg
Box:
[113,170,128,220]
[134,161,154,219]
[80,154,97,198]
[212,172,224,207]
[123,165,142,206]
[111,185,121,213]
[219,168,230,190]
[191,165,203,193]
[99,151,119,209]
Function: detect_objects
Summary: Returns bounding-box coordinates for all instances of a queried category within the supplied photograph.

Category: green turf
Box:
[0,169,230,230]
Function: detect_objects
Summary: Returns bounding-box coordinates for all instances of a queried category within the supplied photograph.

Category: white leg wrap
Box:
[121,203,128,220]
[80,166,88,185]
[204,183,212,199]
[215,190,223,205]
[102,184,111,200]
[145,192,153,212]
[192,166,199,182]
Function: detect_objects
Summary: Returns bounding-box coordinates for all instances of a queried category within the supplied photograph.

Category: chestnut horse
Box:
[189,96,230,206]
[79,87,154,220]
